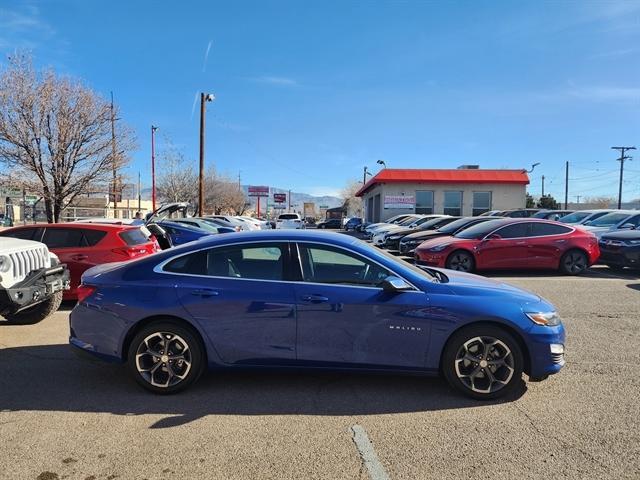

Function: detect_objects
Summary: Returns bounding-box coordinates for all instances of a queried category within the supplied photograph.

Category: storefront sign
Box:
[248,185,269,197]
[383,195,415,209]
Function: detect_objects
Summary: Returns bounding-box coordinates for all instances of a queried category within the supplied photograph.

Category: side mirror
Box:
[620,223,635,230]
[380,275,413,292]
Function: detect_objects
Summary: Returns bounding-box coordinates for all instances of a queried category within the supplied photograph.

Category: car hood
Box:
[442,268,542,305]
[600,230,640,240]
[416,235,463,249]
[402,230,447,242]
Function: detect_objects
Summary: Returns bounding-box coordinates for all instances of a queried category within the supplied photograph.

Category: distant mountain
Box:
[137,186,343,211]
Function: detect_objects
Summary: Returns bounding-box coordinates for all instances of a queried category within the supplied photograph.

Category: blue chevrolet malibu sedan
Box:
[69,230,565,400]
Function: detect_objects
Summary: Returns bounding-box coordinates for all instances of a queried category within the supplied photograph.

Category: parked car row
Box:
[360,213,603,275]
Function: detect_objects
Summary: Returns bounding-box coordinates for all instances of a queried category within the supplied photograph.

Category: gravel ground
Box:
[1,266,639,480]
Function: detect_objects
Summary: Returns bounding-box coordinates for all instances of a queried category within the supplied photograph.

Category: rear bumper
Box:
[69,303,127,363]
[0,265,70,315]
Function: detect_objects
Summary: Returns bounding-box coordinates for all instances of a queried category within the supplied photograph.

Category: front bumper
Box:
[598,247,640,268]
[526,324,566,379]
[0,265,70,315]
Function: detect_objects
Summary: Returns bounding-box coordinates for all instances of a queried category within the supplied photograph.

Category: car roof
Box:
[158,220,208,232]
[5,222,137,231]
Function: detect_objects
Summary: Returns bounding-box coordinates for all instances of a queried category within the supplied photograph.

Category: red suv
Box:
[414,218,599,275]
[0,223,158,299]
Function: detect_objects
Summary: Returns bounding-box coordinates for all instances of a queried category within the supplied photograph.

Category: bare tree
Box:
[341,180,363,217]
[156,147,198,205]
[0,53,135,222]
[156,143,248,215]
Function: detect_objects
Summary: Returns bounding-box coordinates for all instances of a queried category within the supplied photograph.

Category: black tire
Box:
[127,321,205,394]
[4,290,63,325]
[442,324,524,400]
[559,249,588,275]
[445,250,476,273]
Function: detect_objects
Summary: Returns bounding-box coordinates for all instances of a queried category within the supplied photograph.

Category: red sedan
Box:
[0,223,158,299]
[415,218,599,275]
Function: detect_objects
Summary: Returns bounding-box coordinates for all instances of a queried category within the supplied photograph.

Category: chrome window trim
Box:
[152,238,422,292]
[482,222,576,241]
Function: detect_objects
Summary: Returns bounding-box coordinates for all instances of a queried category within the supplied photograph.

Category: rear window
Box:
[278,214,299,220]
[82,229,108,246]
[119,228,150,246]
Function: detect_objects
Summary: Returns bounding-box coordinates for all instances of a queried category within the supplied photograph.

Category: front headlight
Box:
[428,244,449,252]
[525,311,562,326]
[0,255,10,273]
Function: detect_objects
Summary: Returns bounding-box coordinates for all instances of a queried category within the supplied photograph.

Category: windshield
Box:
[356,238,438,282]
[558,211,591,223]
[454,219,507,239]
[398,216,420,226]
[417,217,450,230]
[438,218,485,234]
[586,212,631,227]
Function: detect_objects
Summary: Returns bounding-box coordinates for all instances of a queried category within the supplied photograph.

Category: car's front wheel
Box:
[442,325,524,400]
[127,321,205,394]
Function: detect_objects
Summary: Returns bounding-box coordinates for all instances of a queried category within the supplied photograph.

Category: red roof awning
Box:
[355,169,530,196]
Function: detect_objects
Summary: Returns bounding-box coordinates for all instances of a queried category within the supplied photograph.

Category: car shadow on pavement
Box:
[483,266,639,280]
[0,344,526,428]
[627,283,640,291]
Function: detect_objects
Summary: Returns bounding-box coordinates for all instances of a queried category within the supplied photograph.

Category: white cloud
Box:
[251,75,298,87]
[202,40,212,72]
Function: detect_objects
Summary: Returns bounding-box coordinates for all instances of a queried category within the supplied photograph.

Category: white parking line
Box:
[350,424,391,480]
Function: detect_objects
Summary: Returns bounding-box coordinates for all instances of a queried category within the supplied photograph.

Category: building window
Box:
[443,191,462,216]
[415,191,434,214]
[472,191,492,216]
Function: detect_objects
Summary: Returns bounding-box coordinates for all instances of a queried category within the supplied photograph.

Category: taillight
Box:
[76,284,97,303]
[111,246,149,258]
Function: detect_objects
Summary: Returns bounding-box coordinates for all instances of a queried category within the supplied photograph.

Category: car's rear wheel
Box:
[559,249,588,275]
[4,290,63,325]
[442,325,524,400]
[445,250,475,272]
[127,321,205,394]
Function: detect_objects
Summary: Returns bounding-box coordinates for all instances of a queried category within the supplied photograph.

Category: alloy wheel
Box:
[563,251,586,274]
[135,332,192,388]
[454,336,514,394]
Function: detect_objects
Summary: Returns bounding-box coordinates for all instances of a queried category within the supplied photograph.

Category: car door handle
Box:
[554,239,567,243]
[301,294,329,303]
[191,288,219,297]
[70,254,88,261]
[515,241,527,245]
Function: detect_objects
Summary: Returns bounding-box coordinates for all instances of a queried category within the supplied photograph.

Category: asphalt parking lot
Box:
[1,266,639,480]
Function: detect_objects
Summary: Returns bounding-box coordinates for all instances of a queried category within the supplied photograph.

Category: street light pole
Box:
[151,125,158,211]
[612,146,636,209]
[199,93,215,215]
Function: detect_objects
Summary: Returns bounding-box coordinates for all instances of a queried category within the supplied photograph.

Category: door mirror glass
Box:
[380,275,413,292]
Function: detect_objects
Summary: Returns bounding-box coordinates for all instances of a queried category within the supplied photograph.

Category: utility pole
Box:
[575,195,581,204]
[151,125,157,211]
[612,146,636,209]
[541,175,545,197]
[137,172,141,211]
[238,171,241,189]
[288,189,292,213]
[199,93,215,215]
[564,161,569,209]
[110,92,117,217]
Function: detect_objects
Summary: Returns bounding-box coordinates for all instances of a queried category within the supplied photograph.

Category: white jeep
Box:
[0,238,70,324]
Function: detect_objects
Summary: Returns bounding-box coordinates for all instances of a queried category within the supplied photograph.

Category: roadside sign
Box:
[274,193,286,203]
[248,185,269,197]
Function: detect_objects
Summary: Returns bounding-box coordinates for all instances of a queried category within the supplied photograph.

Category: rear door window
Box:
[42,228,84,248]
[0,228,41,241]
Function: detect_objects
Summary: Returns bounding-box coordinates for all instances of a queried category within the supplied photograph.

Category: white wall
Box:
[361,182,526,221]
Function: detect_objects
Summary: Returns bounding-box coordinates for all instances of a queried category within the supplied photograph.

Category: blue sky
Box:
[1,0,639,200]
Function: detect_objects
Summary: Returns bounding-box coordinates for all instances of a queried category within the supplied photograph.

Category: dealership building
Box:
[355,167,529,223]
